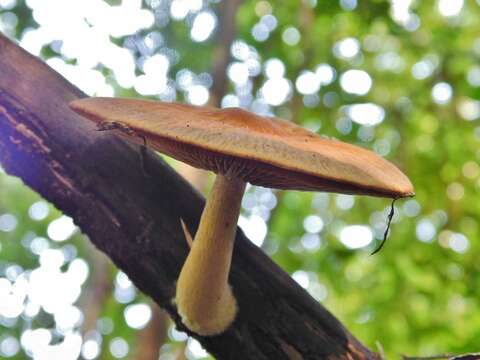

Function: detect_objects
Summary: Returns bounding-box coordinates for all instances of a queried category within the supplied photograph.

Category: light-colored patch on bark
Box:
[280,341,303,360]
[1,104,123,230]
[1,105,75,192]
[14,122,52,154]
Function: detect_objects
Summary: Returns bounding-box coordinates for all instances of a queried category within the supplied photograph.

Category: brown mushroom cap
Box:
[70,97,414,198]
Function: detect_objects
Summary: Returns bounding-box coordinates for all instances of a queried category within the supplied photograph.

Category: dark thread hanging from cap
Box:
[370,198,397,255]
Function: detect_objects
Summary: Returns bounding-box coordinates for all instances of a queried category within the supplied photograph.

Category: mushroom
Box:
[69,97,414,336]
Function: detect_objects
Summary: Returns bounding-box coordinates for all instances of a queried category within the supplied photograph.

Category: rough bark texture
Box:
[0,33,379,360]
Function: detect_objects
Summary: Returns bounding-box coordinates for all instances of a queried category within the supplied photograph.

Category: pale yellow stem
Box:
[175,174,246,336]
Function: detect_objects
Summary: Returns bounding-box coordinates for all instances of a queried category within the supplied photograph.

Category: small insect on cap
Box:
[69,97,414,199]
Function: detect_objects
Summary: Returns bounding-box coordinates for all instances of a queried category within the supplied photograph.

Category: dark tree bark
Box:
[0,33,378,360]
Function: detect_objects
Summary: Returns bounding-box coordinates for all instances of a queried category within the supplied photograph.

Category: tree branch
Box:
[0,33,377,359]
[210,0,243,106]
[134,306,169,360]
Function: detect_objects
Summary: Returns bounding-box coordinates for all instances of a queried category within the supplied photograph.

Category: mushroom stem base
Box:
[175,174,246,336]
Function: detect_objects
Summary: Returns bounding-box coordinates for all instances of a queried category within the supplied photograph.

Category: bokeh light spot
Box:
[187,338,208,358]
[438,0,464,17]
[81,339,100,360]
[28,201,49,221]
[191,11,216,42]
[296,71,321,95]
[238,214,267,247]
[345,103,385,126]
[340,70,372,95]
[416,219,436,242]
[432,82,453,105]
[339,225,373,249]
[303,215,324,234]
[186,85,209,106]
[47,215,76,242]
[0,213,17,232]
[124,303,152,330]
[333,37,360,59]
[109,337,129,359]
[0,336,20,358]
[282,26,300,46]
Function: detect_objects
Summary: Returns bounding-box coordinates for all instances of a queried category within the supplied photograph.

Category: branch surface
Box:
[0,33,378,360]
